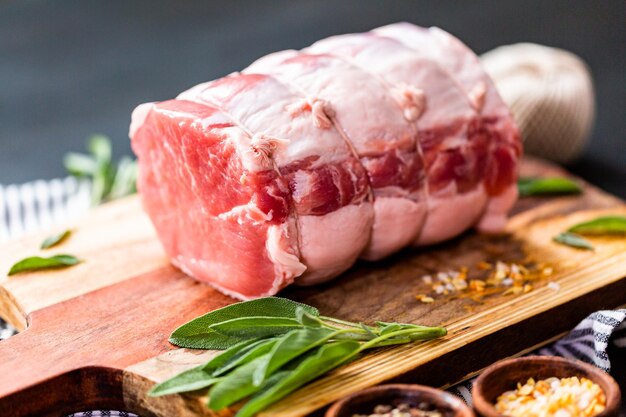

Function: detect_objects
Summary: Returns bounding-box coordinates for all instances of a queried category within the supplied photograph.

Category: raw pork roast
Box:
[130,23,521,299]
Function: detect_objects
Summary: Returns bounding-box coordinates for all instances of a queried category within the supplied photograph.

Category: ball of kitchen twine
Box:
[481,43,595,164]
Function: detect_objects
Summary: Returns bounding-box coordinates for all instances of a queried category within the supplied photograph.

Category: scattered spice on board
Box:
[495,376,606,417]
[353,402,453,417]
[415,294,435,303]
[416,261,555,303]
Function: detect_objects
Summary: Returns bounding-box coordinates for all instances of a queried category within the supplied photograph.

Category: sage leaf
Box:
[295,307,324,328]
[169,297,318,349]
[252,328,336,387]
[170,325,240,350]
[8,254,81,276]
[379,323,401,335]
[64,135,138,205]
[208,355,269,410]
[89,135,114,205]
[518,177,581,197]
[149,364,220,397]
[209,317,303,338]
[41,229,72,250]
[359,323,378,339]
[202,338,261,372]
[108,156,137,200]
[567,215,626,235]
[553,232,594,250]
[88,134,113,163]
[254,369,291,393]
[235,341,361,417]
[90,163,112,206]
[64,153,97,176]
[149,338,260,397]
[212,338,278,377]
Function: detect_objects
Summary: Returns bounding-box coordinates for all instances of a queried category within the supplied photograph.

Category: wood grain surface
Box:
[0,157,625,417]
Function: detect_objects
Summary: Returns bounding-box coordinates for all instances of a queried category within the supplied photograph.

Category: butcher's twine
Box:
[481,43,595,164]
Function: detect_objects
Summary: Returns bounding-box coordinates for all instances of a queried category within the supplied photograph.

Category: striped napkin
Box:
[450,309,626,404]
[0,177,91,244]
[1,178,624,415]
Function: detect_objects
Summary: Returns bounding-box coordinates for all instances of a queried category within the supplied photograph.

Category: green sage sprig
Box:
[8,254,81,276]
[40,229,72,249]
[567,215,626,235]
[518,177,581,197]
[64,135,137,205]
[150,297,447,416]
[553,215,626,250]
[553,232,594,250]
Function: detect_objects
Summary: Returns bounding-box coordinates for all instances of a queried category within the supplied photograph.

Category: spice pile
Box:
[495,376,606,417]
[415,261,557,304]
[352,402,452,417]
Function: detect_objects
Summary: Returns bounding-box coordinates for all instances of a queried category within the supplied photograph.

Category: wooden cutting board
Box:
[1,157,625,417]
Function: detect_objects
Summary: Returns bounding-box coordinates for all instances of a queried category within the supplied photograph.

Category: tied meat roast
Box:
[129,23,522,299]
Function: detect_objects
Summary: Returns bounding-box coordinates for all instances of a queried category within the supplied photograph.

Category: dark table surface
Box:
[0,0,624,197]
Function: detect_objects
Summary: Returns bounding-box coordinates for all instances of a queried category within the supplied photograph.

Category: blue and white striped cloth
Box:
[0,176,91,244]
[1,177,624,414]
[450,309,626,404]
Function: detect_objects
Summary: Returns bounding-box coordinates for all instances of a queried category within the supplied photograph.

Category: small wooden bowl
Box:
[472,356,621,417]
[326,384,475,417]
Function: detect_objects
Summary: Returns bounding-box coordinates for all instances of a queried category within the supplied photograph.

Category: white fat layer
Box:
[246,52,415,155]
[247,50,299,73]
[375,23,510,119]
[129,102,154,139]
[266,223,307,281]
[307,33,476,129]
[414,184,488,246]
[476,183,518,233]
[360,197,427,261]
[177,81,213,101]
[296,203,374,285]
[179,70,355,169]
[203,74,354,168]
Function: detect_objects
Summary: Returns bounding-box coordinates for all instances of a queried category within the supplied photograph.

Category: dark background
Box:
[0,0,624,196]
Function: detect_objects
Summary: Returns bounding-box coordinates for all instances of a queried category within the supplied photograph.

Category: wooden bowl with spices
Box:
[326,384,475,417]
[472,356,621,417]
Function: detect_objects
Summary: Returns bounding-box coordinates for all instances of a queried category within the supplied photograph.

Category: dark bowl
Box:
[326,384,475,417]
[472,356,621,417]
